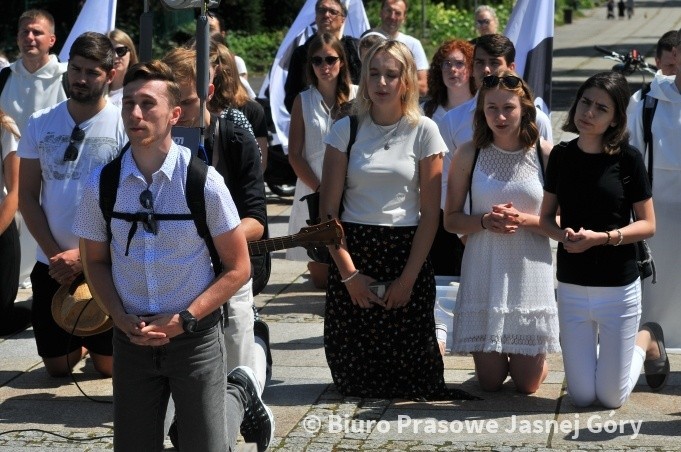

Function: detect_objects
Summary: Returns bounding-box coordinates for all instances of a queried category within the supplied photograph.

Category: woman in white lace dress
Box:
[444,70,560,393]
[286,33,357,284]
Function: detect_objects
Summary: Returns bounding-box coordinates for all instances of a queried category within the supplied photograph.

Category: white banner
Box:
[59,0,118,62]
[504,0,554,115]
[260,0,369,153]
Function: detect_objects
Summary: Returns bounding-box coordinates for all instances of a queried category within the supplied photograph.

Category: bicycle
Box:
[594,45,657,79]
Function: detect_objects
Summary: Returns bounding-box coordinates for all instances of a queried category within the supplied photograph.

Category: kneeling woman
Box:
[540,72,668,408]
[320,40,473,401]
[444,70,560,394]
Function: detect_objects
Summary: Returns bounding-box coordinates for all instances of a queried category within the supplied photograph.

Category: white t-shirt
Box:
[17,100,127,264]
[235,55,248,76]
[394,32,429,71]
[437,93,554,209]
[325,115,446,226]
[108,87,123,109]
[0,116,20,201]
[0,55,68,133]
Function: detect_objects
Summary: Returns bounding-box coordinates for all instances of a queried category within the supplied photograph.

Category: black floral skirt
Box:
[324,222,476,401]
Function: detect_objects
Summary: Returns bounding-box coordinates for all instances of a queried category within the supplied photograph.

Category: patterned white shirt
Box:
[73,142,240,315]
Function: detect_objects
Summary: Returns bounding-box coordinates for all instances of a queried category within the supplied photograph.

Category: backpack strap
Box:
[347,115,358,155]
[641,82,656,185]
[0,67,11,96]
[100,143,131,242]
[186,154,222,277]
[536,139,545,180]
[468,148,482,215]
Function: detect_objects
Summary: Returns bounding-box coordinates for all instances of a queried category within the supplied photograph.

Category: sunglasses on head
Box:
[482,75,523,90]
[316,6,343,17]
[310,55,340,67]
[114,46,129,58]
[139,189,158,235]
[476,18,491,26]
[63,125,85,162]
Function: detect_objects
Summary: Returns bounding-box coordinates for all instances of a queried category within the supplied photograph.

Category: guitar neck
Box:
[248,235,302,255]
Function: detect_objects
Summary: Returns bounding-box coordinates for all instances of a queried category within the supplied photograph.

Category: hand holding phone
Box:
[368,280,393,300]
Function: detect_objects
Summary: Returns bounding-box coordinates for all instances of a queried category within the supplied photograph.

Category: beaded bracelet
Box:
[341,270,359,283]
[604,231,611,246]
[480,214,487,230]
[613,229,624,246]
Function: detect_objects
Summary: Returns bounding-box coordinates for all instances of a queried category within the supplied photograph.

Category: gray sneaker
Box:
[227,366,275,451]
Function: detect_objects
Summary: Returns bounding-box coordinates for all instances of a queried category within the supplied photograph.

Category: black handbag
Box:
[634,235,656,283]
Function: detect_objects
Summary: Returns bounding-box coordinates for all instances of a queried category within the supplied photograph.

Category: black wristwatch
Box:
[179,310,198,334]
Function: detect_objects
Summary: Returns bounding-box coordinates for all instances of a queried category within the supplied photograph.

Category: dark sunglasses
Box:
[139,189,158,235]
[310,55,340,67]
[63,125,85,162]
[482,75,523,90]
[114,46,129,58]
[476,18,491,26]
[316,6,343,17]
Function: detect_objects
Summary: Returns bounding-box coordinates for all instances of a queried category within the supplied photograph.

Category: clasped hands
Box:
[114,313,183,346]
[48,249,82,285]
[482,202,526,233]
[344,272,413,310]
[561,227,600,253]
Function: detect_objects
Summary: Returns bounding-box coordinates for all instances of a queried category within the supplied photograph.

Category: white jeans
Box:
[225,279,256,376]
[557,279,645,408]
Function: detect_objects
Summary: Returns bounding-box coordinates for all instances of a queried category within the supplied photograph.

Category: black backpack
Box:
[99,143,223,278]
[640,82,657,185]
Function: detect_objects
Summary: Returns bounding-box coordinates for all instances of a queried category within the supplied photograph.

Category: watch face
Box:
[181,311,197,333]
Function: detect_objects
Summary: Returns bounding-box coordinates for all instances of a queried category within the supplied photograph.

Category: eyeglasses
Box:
[441,59,466,70]
[476,18,491,26]
[114,46,129,58]
[316,6,343,17]
[310,55,340,67]
[139,189,158,235]
[63,125,85,162]
[481,75,523,90]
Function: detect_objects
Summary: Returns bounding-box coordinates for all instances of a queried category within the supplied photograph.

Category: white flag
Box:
[504,0,554,115]
[260,0,369,153]
[59,0,118,62]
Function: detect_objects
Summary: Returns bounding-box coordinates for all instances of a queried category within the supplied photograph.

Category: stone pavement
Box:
[3,1,681,450]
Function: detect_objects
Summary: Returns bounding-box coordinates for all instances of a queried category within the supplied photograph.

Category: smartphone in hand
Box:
[368,280,392,299]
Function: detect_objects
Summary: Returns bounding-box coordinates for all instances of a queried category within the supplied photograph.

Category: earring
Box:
[362,93,370,101]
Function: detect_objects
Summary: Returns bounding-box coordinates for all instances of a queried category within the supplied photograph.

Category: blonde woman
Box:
[107,29,138,107]
[0,110,28,335]
[320,40,473,401]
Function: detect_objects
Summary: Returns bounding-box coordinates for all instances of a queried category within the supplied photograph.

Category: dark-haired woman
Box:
[540,71,668,408]
[285,33,357,286]
[445,70,559,394]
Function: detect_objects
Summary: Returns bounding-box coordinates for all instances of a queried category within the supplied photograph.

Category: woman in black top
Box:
[539,72,669,408]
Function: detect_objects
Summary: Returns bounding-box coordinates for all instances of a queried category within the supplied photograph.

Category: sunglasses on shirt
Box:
[481,75,523,90]
[63,125,85,162]
[139,189,158,235]
[310,55,340,67]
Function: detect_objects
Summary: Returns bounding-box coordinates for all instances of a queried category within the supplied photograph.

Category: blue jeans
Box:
[112,324,232,451]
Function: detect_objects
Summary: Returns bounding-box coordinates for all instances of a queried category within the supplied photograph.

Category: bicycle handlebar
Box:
[593,45,657,76]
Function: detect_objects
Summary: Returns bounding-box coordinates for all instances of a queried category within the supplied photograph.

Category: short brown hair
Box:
[18,9,55,33]
[123,60,181,107]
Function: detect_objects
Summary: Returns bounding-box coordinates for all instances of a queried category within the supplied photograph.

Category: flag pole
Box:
[196,0,211,162]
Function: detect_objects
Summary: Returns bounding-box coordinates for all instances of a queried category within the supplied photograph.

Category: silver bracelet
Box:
[341,270,359,283]
[613,229,624,246]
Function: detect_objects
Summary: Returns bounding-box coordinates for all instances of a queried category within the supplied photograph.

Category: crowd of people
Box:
[0,0,677,450]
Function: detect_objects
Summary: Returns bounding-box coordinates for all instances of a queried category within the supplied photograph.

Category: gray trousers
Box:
[113,325,245,451]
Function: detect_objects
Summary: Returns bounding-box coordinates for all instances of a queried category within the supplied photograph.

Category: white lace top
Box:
[450,144,560,356]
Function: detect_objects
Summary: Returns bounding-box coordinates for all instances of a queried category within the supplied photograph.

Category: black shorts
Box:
[30,262,113,358]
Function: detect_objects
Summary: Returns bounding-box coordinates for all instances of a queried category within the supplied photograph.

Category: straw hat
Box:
[51,276,113,336]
